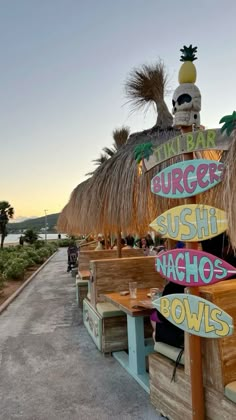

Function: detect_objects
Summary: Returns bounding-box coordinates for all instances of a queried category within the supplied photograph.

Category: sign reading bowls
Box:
[153,293,234,338]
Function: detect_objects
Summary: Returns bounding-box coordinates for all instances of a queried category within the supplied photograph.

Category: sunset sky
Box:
[1,0,236,220]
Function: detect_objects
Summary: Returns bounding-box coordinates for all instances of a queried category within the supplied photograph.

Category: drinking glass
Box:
[150,287,163,301]
[129,282,137,299]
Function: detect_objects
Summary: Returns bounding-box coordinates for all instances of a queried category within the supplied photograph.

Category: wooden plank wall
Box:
[90,256,165,307]
[199,279,236,389]
[79,248,144,271]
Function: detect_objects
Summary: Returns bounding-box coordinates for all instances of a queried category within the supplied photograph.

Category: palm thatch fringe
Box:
[215,131,236,248]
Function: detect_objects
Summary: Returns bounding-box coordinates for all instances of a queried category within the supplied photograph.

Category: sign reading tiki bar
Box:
[144,129,232,171]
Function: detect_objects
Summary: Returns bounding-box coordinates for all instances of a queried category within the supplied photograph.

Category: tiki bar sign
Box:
[153,294,234,338]
[156,249,236,286]
[151,160,224,198]
[144,128,232,171]
[150,204,228,242]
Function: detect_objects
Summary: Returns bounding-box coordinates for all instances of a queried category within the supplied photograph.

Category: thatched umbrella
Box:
[57,179,94,234]
[64,60,224,235]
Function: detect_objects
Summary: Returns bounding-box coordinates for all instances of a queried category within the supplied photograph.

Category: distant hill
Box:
[8,213,60,233]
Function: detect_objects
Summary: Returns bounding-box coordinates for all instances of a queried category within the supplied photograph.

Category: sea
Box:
[4,233,67,245]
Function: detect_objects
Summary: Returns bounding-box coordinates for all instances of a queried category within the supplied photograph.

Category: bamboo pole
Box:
[182,126,205,420]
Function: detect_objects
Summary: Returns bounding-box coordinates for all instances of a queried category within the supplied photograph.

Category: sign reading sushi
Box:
[150,204,228,242]
[151,160,224,199]
[153,294,234,338]
[156,249,236,286]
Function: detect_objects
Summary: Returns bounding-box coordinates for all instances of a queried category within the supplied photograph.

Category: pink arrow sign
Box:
[156,249,236,286]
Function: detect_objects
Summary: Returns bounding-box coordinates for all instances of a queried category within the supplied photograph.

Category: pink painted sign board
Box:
[156,249,236,286]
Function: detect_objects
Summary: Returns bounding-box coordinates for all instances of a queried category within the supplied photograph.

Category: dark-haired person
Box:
[125,235,135,248]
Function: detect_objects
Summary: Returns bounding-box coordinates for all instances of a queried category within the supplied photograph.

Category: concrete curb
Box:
[0,251,58,315]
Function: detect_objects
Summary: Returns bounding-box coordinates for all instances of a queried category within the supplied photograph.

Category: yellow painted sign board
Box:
[149,204,228,242]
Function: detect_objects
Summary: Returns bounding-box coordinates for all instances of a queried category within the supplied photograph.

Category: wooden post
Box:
[182,126,205,420]
[104,233,108,249]
[117,230,122,258]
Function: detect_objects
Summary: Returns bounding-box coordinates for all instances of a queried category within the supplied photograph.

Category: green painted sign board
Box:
[144,129,232,172]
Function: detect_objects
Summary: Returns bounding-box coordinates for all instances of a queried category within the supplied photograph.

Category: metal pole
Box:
[44,209,48,242]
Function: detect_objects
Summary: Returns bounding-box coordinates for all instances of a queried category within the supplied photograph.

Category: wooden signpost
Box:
[149,204,228,241]
[151,159,224,198]
[156,249,236,286]
[143,128,232,172]
[153,294,234,338]
[143,45,235,420]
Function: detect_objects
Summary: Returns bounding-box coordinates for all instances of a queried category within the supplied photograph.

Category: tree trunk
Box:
[155,100,173,128]
[0,232,5,248]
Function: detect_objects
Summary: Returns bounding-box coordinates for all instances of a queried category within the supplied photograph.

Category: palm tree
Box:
[86,126,130,175]
[0,201,14,248]
[220,111,236,136]
[125,60,173,129]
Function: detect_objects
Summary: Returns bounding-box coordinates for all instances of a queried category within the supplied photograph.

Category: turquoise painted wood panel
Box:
[151,159,224,198]
[149,204,228,241]
[153,293,234,338]
[156,249,236,286]
[143,128,232,172]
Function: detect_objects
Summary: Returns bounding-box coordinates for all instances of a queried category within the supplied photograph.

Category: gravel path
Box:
[0,249,161,420]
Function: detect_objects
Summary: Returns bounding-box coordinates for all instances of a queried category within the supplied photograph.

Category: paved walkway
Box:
[0,249,161,420]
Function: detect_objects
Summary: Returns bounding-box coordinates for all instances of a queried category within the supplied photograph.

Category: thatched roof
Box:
[62,124,225,236]
[57,179,93,234]
[215,130,236,248]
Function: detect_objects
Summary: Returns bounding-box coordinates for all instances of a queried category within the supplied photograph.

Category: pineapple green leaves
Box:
[180,45,198,62]
[134,143,154,164]
[220,111,236,136]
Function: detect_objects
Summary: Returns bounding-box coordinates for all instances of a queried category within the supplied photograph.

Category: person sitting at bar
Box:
[125,235,135,248]
[111,238,125,250]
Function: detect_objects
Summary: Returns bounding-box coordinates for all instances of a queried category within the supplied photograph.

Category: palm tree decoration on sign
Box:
[220,111,236,136]
[134,142,154,164]
[86,126,130,175]
[125,60,173,129]
[0,201,14,248]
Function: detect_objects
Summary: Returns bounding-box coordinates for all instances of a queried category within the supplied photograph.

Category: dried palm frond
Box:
[125,60,173,128]
[112,126,130,148]
[85,153,109,176]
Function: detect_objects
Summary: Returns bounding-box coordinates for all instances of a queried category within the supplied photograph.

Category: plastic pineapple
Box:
[172,44,201,128]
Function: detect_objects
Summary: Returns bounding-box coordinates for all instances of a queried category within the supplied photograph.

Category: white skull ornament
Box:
[172,83,201,128]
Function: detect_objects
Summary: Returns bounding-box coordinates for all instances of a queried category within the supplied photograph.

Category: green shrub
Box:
[0,273,6,290]
[45,243,58,254]
[58,239,71,247]
[37,248,50,260]
[4,258,25,280]
[0,253,9,272]
[34,240,46,249]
